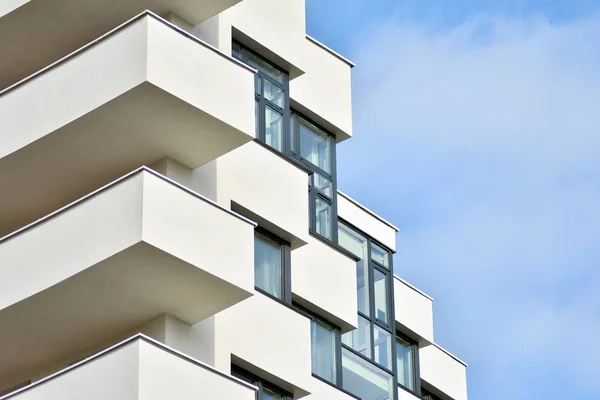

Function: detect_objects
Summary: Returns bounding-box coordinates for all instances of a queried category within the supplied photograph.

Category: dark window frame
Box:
[338,218,405,400]
[291,113,338,243]
[232,42,340,246]
[233,41,291,153]
[294,303,342,386]
[232,365,293,400]
[396,331,421,396]
[254,227,292,305]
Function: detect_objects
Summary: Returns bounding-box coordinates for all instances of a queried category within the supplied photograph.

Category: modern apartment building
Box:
[0,1,468,399]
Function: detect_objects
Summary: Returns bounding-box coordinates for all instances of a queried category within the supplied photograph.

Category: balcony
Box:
[292,235,358,332]
[420,344,468,400]
[210,294,313,398]
[337,192,398,252]
[206,141,311,248]
[0,11,255,239]
[0,168,256,389]
[0,0,244,90]
[0,335,257,400]
[394,276,434,344]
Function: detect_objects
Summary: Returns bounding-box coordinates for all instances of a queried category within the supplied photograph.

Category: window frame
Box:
[233,42,340,246]
[290,114,338,243]
[254,228,292,304]
[338,219,404,400]
[396,331,421,396]
[231,366,293,400]
[233,41,291,153]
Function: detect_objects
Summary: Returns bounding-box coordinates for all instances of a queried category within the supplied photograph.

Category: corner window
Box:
[232,367,292,400]
[232,41,289,152]
[396,335,418,392]
[338,221,398,399]
[254,230,291,303]
[311,319,338,384]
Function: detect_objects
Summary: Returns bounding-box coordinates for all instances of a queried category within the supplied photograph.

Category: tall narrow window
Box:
[338,222,369,315]
[233,42,289,152]
[291,115,336,242]
[311,319,338,384]
[254,230,290,303]
[374,268,390,325]
[337,220,397,398]
[396,335,418,392]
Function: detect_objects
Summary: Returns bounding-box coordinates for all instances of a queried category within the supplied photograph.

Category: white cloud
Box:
[339,13,600,399]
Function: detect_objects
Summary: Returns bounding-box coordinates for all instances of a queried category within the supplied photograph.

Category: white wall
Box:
[394,276,434,344]
[292,235,358,332]
[337,192,398,252]
[137,340,255,400]
[6,342,140,400]
[193,0,354,140]
[212,293,313,398]
[420,344,468,400]
[215,141,310,248]
[4,339,256,400]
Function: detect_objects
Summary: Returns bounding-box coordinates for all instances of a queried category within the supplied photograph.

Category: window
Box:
[311,319,338,384]
[291,115,336,241]
[338,222,370,315]
[339,222,394,369]
[396,335,418,392]
[297,118,331,172]
[338,221,398,399]
[374,268,390,324]
[421,388,441,400]
[232,366,292,400]
[341,348,394,400]
[233,42,289,152]
[233,42,339,245]
[342,315,371,357]
[254,230,291,303]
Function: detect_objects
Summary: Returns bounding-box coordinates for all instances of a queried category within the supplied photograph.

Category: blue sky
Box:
[305,1,600,399]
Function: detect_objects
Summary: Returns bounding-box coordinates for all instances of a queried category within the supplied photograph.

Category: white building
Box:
[0,1,468,400]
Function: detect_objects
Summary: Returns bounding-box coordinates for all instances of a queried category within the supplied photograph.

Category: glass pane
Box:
[311,320,337,384]
[262,388,284,400]
[374,269,389,324]
[248,53,284,83]
[315,198,332,240]
[342,315,371,357]
[341,348,394,400]
[265,107,283,152]
[313,173,332,197]
[374,326,392,369]
[299,119,331,173]
[338,223,369,315]
[255,99,259,137]
[396,337,415,390]
[264,80,285,107]
[232,43,242,60]
[254,233,282,298]
[371,242,390,269]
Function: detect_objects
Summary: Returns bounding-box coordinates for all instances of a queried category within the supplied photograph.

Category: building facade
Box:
[0,1,467,400]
